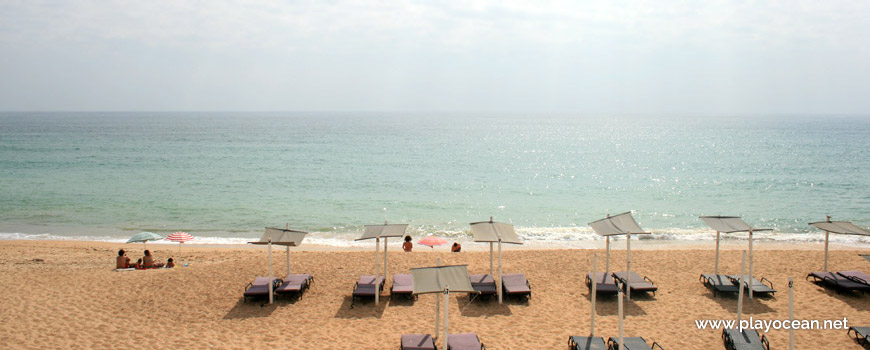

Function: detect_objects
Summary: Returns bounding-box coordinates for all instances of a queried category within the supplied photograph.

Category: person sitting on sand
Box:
[402,235,413,252]
[165,258,175,268]
[142,250,165,268]
[116,249,131,268]
[132,258,143,269]
[451,242,461,253]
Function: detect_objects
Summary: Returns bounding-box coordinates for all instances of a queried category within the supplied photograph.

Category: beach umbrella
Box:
[470,217,522,304]
[126,232,163,248]
[699,216,771,299]
[411,264,475,349]
[355,221,408,305]
[588,211,650,301]
[809,215,870,271]
[418,236,448,248]
[166,231,194,252]
[248,226,308,304]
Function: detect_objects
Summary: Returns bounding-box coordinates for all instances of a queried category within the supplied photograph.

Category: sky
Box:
[0,0,869,114]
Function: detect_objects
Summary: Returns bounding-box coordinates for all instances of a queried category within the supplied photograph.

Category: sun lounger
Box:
[722,329,769,350]
[806,271,870,294]
[726,275,776,296]
[586,272,620,295]
[700,274,740,296]
[501,273,531,300]
[838,271,870,286]
[243,276,280,303]
[391,273,416,300]
[275,273,313,298]
[606,337,664,350]
[468,274,497,298]
[568,336,607,350]
[848,326,870,346]
[350,275,385,308]
[612,271,658,296]
[401,334,436,350]
[447,333,485,350]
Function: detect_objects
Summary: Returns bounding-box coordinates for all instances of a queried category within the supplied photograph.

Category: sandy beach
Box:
[0,240,867,349]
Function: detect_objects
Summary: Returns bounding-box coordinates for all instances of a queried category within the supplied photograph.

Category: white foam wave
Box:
[3,226,870,247]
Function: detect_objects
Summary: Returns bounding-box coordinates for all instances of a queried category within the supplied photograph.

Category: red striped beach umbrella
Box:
[417,236,448,248]
[166,232,194,252]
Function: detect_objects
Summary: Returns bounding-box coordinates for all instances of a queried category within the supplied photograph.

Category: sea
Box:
[1,112,869,248]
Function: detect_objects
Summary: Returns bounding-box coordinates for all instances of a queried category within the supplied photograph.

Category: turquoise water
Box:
[1,112,868,245]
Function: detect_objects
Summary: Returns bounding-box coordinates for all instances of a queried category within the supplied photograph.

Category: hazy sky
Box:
[1,1,869,114]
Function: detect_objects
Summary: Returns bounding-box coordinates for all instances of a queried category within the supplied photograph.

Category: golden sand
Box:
[0,240,868,349]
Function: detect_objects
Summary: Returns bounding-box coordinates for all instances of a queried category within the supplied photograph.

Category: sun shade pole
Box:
[737,251,745,324]
[434,258,441,339]
[384,236,388,284]
[498,238,503,304]
[489,216,495,277]
[286,245,291,275]
[714,231,720,275]
[591,254,597,337]
[748,229,754,300]
[618,280,624,350]
[788,278,795,350]
[489,242,494,277]
[268,239,274,304]
[443,286,449,349]
[823,230,829,272]
[605,236,611,274]
[375,236,380,305]
[626,232,631,301]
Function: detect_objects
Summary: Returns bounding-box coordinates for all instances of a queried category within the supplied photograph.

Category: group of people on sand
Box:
[116,249,174,269]
[401,235,461,253]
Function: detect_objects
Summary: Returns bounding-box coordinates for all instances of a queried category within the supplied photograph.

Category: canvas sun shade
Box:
[588,212,651,236]
[809,218,870,272]
[469,220,522,243]
[355,224,409,241]
[411,265,475,294]
[249,227,308,246]
[809,221,870,236]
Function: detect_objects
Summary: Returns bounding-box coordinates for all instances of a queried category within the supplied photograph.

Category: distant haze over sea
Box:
[1,112,868,246]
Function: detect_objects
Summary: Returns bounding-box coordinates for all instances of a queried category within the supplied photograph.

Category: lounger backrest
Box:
[393,274,413,286]
[502,273,527,286]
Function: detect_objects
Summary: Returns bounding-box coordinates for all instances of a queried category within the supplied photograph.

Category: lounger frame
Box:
[586,272,620,295]
[501,273,532,301]
[350,275,385,309]
[605,336,664,350]
[612,271,658,296]
[275,274,314,299]
[726,275,776,296]
[700,274,740,297]
[848,326,870,347]
[806,271,869,295]
[568,336,607,350]
[721,329,769,350]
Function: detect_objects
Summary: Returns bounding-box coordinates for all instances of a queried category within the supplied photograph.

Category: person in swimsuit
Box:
[402,235,413,252]
[116,249,131,268]
[451,242,461,253]
[142,250,165,268]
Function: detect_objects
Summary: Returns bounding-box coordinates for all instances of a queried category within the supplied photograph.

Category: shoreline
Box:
[1,237,867,252]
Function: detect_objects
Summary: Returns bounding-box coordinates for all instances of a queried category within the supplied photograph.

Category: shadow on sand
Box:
[334,295,387,319]
[805,281,870,311]
[457,294,512,317]
[223,298,279,319]
[704,291,776,315]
